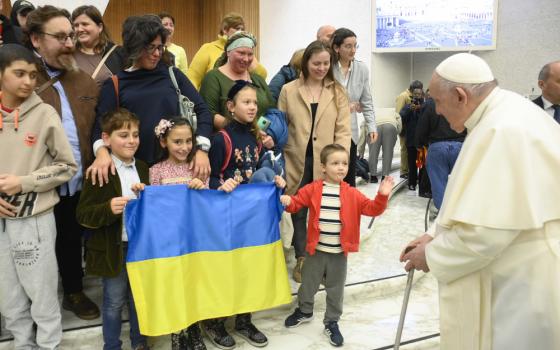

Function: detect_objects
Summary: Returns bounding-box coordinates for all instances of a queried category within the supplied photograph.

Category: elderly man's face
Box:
[31,16,76,71]
[429,74,468,133]
[539,62,560,104]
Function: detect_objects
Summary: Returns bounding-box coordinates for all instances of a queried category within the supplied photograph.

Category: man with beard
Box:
[24,5,100,320]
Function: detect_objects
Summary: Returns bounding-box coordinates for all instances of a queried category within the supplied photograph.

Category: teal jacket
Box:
[76,160,149,277]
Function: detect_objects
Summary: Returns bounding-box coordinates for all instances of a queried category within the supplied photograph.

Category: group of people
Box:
[0,4,392,350]
[1,3,560,350]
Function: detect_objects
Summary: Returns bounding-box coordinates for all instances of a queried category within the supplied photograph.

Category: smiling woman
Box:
[71,5,125,86]
[277,40,351,281]
[90,14,213,185]
[199,31,274,130]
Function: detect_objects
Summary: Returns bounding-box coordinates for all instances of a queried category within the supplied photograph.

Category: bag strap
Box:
[219,130,233,181]
[168,65,181,95]
[111,75,119,108]
[35,75,61,95]
[91,44,118,80]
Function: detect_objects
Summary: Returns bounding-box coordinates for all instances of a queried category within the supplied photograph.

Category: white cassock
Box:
[426,87,560,350]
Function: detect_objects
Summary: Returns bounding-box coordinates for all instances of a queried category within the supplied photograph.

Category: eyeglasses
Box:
[40,31,76,44]
[145,44,165,54]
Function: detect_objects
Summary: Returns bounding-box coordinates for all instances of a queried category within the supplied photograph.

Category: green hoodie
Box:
[0,92,77,218]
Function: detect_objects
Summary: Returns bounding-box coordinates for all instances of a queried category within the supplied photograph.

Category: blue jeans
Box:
[102,246,146,350]
[426,141,462,209]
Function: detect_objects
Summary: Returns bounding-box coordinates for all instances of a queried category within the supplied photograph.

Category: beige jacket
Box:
[278,76,351,195]
[0,92,77,218]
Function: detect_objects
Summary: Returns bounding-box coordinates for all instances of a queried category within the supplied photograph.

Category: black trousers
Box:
[343,141,357,187]
[54,192,85,294]
[291,156,314,259]
[406,146,419,187]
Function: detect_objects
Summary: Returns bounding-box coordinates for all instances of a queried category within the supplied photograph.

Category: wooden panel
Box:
[102,0,202,62]
[2,0,12,18]
[201,0,260,58]
[0,0,260,62]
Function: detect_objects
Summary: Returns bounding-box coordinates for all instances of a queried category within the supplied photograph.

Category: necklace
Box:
[304,82,323,103]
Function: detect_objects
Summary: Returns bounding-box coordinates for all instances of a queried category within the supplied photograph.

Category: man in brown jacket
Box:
[25,5,100,320]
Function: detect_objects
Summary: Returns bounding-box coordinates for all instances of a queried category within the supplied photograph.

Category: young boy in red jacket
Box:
[280,143,394,347]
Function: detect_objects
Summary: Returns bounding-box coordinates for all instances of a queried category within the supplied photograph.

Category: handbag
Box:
[168,66,197,133]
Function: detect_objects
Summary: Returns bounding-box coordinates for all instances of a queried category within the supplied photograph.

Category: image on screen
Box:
[373,0,498,52]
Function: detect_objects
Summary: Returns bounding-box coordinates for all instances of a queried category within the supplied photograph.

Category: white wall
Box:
[13,0,109,14]
[261,0,560,109]
[259,0,372,83]
[259,0,411,108]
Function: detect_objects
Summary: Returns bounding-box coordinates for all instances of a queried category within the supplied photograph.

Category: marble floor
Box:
[0,158,442,349]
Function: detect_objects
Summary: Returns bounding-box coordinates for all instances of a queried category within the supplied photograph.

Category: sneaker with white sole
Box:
[284,308,313,328]
[324,321,344,347]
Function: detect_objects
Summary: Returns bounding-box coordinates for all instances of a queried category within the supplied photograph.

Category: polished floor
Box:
[0,157,442,349]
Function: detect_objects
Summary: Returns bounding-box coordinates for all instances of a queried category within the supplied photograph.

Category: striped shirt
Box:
[317,182,343,253]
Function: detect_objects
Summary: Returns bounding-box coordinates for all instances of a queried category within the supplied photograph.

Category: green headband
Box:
[226,36,256,52]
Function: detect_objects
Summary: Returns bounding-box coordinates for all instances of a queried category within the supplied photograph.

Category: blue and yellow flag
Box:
[125,183,292,336]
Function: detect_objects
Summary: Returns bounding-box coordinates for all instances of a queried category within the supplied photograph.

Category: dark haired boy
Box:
[76,109,150,350]
[0,43,77,349]
[280,144,394,347]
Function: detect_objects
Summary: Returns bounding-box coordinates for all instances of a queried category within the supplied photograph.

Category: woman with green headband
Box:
[200,31,275,137]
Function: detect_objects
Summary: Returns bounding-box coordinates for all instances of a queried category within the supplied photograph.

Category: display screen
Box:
[373,0,498,52]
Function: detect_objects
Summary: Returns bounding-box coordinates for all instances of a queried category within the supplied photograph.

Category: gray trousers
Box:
[368,124,398,176]
[298,250,347,324]
[0,211,62,350]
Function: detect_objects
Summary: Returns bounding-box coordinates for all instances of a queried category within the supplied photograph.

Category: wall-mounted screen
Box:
[373,0,498,53]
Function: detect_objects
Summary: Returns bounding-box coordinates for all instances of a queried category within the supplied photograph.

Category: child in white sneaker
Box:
[281,144,394,347]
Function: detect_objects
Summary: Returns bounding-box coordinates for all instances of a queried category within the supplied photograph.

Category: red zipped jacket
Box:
[285,180,389,256]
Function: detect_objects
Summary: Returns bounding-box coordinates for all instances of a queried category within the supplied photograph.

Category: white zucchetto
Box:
[435,53,494,84]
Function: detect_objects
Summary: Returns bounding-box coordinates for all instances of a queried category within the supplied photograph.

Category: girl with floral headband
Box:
[132,116,237,350]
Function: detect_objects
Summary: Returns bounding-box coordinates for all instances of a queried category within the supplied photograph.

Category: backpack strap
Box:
[218,130,232,181]
[111,75,119,108]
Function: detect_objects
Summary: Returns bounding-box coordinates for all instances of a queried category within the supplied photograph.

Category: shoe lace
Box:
[327,322,340,334]
[213,321,230,339]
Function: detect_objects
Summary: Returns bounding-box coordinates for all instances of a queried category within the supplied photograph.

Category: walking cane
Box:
[394,247,415,350]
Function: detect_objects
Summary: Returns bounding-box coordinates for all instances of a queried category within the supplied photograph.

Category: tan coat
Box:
[278,77,351,195]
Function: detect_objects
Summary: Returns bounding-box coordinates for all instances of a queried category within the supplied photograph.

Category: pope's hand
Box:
[400,234,433,272]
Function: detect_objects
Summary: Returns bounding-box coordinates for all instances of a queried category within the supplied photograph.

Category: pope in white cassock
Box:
[400,53,560,350]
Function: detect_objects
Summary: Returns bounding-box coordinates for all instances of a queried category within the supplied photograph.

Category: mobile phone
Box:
[257,116,271,131]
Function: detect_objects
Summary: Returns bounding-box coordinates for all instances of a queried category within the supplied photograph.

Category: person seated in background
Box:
[367,108,401,183]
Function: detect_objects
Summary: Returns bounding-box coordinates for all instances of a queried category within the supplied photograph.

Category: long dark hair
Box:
[154,117,197,164]
[331,27,356,62]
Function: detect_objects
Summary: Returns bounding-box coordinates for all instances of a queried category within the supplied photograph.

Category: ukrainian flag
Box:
[125,183,292,336]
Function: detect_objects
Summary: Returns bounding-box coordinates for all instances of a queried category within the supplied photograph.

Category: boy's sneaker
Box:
[235,321,268,347]
[202,320,235,350]
[324,321,344,347]
[284,308,313,328]
[186,323,207,350]
[171,330,187,350]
